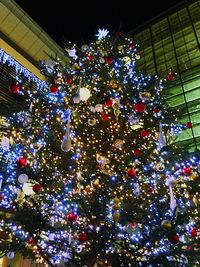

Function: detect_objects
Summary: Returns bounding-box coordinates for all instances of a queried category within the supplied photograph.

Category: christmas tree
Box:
[0,29,199,266]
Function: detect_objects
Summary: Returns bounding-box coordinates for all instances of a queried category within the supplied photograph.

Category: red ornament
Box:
[78,232,87,243]
[87,54,93,61]
[134,102,146,113]
[32,184,42,193]
[140,129,149,138]
[0,194,4,201]
[67,212,78,222]
[102,114,109,121]
[168,233,179,244]
[106,57,113,64]
[66,77,73,84]
[127,168,137,178]
[50,85,59,93]
[167,72,174,81]
[105,99,113,107]
[16,157,27,168]
[28,237,35,246]
[190,227,198,237]
[187,245,193,250]
[133,148,140,156]
[183,166,192,175]
[153,107,160,113]
[9,83,20,93]
[185,122,192,128]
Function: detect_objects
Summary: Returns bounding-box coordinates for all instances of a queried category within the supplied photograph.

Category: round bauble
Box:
[78,232,87,243]
[140,129,149,138]
[67,212,78,222]
[9,83,20,93]
[168,233,179,244]
[88,119,96,126]
[32,184,42,193]
[7,251,15,259]
[161,220,172,231]
[134,102,146,113]
[16,157,27,168]
[127,168,137,178]
[190,227,198,237]
[18,173,28,184]
[183,166,192,175]
[50,85,59,93]
[133,148,140,156]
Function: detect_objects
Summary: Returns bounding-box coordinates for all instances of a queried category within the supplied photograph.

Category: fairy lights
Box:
[0,29,199,266]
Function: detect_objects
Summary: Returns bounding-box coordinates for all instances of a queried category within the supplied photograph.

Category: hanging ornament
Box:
[133,183,140,196]
[1,136,10,151]
[81,44,89,52]
[105,57,113,64]
[90,104,103,113]
[140,129,149,138]
[139,92,151,101]
[183,166,192,175]
[88,119,96,126]
[78,232,87,243]
[61,124,71,152]
[133,148,140,156]
[99,57,105,63]
[96,154,107,169]
[185,122,193,128]
[9,83,20,93]
[22,182,35,195]
[18,173,28,184]
[80,87,91,101]
[105,98,113,107]
[112,197,121,224]
[127,168,137,178]
[189,227,198,237]
[114,139,123,149]
[7,251,15,260]
[157,122,166,150]
[133,102,146,113]
[161,219,172,230]
[16,157,27,168]
[50,84,59,93]
[169,184,177,211]
[27,237,35,246]
[102,114,109,121]
[67,212,78,222]
[167,71,175,81]
[32,184,43,193]
[168,233,179,244]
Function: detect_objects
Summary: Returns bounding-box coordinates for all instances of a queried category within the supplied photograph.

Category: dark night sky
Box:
[14,0,186,47]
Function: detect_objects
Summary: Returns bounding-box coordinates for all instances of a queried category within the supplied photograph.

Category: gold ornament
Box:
[189,171,199,181]
[88,119,96,126]
[114,139,123,149]
[109,80,118,88]
[113,196,120,204]
[93,179,100,187]
[139,91,151,101]
[161,220,172,230]
[112,204,120,210]
[113,211,120,223]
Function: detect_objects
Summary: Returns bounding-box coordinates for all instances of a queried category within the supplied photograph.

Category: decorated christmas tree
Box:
[0,29,199,266]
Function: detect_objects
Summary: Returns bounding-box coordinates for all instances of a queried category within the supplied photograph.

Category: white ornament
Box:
[7,251,15,259]
[18,174,28,184]
[23,183,35,196]
[1,136,10,151]
[68,48,77,59]
[135,54,140,60]
[80,87,91,101]
[61,125,71,152]
[99,57,105,63]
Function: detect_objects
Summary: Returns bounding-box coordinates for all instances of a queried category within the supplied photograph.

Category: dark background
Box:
[14,0,186,47]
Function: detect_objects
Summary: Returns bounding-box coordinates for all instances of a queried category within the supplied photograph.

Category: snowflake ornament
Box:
[96,29,109,40]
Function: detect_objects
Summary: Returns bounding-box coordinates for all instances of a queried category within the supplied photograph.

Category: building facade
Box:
[132,0,200,152]
[0,0,65,266]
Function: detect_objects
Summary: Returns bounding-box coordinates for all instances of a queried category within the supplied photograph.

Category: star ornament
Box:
[96,29,109,40]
